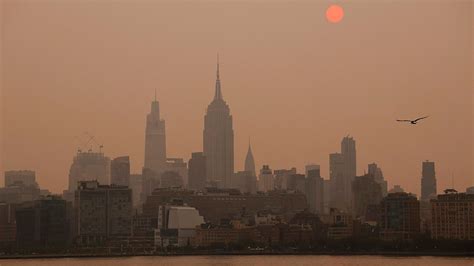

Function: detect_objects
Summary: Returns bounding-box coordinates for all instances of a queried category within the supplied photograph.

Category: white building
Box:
[258,165,274,192]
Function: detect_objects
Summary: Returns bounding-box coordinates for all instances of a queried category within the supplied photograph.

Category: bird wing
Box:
[396,119,411,122]
[414,116,429,122]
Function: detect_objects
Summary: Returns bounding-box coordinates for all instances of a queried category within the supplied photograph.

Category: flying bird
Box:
[396,116,429,124]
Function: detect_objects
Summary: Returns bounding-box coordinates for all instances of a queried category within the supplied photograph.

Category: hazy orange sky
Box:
[1,0,473,195]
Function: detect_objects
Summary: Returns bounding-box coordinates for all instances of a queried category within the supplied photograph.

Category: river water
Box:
[1,255,473,266]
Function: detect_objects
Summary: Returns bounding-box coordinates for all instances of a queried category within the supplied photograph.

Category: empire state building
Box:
[203,57,234,188]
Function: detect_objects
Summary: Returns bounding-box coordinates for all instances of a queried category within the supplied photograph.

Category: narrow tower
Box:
[244,139,256,176]
[203,56,234,188]
[144,92,167,176]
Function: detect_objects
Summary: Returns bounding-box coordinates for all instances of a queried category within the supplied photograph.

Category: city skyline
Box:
[1,1,473,195]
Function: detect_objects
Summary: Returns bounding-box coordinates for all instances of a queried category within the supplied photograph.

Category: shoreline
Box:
[1,251,473,260]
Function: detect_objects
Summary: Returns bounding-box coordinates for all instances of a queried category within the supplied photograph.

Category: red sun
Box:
[326,5,344,23]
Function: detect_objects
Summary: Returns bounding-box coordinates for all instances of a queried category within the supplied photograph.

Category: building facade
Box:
[144,95,167,176]
[379,192,420,241]
[188,152,207,191]
[431,190,474,240]
[421,161,437,202]
[110,156,130,187]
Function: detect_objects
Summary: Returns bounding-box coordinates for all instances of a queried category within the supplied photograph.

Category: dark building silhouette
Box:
[421,161,437,202]
[15,196,71,248]
[0,203,16,246]
[4,170,38,188]
[140,168,160,205]
[379,192,420,241]
[244,141,256,176]
[233,171,257,194]
[305,168,324,214]
[110,156,130,187]
[352,174,383,219]
[287,174,306,193]
[144,94,167,176]
[160,171,184,188]
[330,136,356,212]
[75,181,132,245]
[203,58,234,188]
[188,152,207,191]
[368,163,387,196]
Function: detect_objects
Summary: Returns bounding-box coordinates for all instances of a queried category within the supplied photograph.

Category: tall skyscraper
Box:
[305,166,324,214]
[203,57,234,188]
[144,93,167,176]
[244,141,256,177]
[368,163,388,196]
[421,160,437,201]
[188,152,207,191]
[329,136,357,211]
[110,156,130,187]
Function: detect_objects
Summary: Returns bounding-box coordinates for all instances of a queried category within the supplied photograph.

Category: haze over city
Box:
[1,0,473,196]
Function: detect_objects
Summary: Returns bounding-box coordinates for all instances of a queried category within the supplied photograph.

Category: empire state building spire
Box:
[214,54,223,101]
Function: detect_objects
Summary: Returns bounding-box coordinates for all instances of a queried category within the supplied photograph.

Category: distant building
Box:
[352,174,383,219]
[421,161,437,202]
[258,165,274,192]
[141,168,160,204]
[244,142,256,176]
[129,174,143,208]
[166,158,188,187]
[144,94,167,177]
[0,203,16,245]
[305,167,324,214]
[161,171,184,188]
[203,59,234,188]
[388,185,405,194]
[188,152,207,191]
[0,183,40,204]
[15,195,71,248]
[75,181,132,245]
[322,179,331,214]
[431,189,474,240]
[466,186,474,195]
[326,208,353,240]
[379,192,420,241]
[233,171,257,194]
[110,156,130,187]
[330,136,356,212]
[67,151,110,192]
[368,163,388,196]
[4,170,38,188]
[287,174,306,193]
[273,168,297,190]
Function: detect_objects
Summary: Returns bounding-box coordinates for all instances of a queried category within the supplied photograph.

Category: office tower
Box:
[141,168,160,204]
[322,179,331,214]
[67,150,110,192]
[421,161,437,201]
[258,165,274,192]
[0,183,40,204]
[330,136,357,212]
[161,171,184,188]
[188,152,207,191]
[129,174,143,208]
[244,141,256,176]
[233,171,257,194]
[352,174,383,219]
[110,156,130,187]
[15,195,71,248]
[379,192,420,241]
[287,174,306,193]
[203,58,234,188]
[166,158,188,187]
[4,170,38,188]
[431,190,474,240]
[75,181,132,245]
[305,164,319,177]
[305,167,324,214]
[0,203,16,245]
[273,168,297,190]
[144,94,167,176]
[368,163,388,196]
